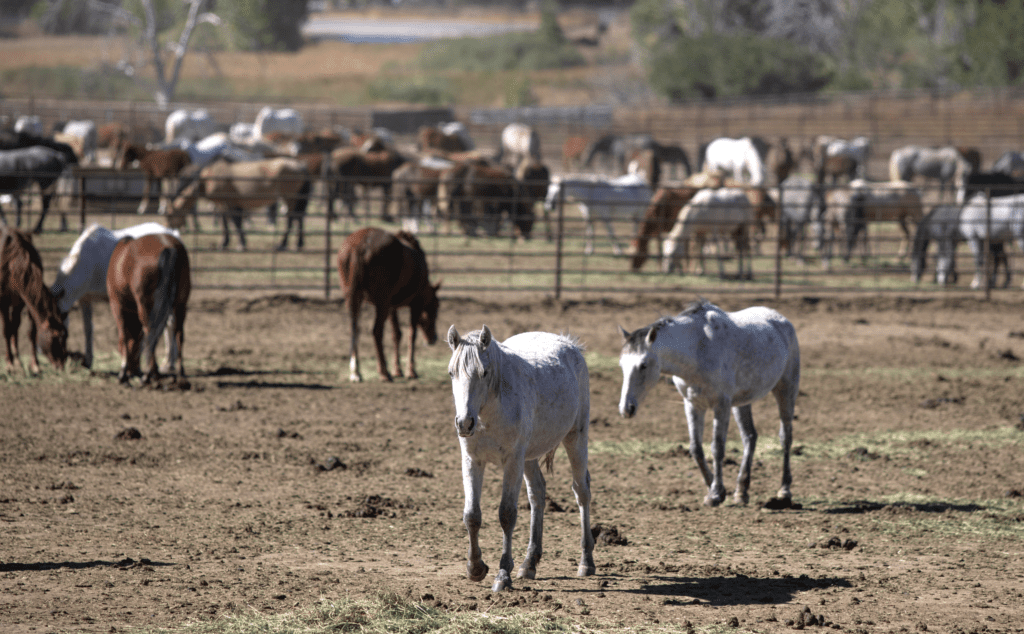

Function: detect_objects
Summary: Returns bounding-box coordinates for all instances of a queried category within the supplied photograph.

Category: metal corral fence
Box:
[14,168,1021,302]
[6,92,1024,298]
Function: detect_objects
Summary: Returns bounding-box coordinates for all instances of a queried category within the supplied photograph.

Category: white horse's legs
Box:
[562,423,595,577]
[705,403,732,506]
[732,405,758,505]
[680,394,714,488]
[493,455,526,592]
[346,293,363,383]
[517,459,545,580]
[774,386,796,501]
[160,315,179,375]
[968,239,985,289]
[461,454,488,583]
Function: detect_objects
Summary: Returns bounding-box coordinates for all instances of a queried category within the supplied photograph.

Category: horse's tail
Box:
[543,448,557,474]
[145,245,180,358]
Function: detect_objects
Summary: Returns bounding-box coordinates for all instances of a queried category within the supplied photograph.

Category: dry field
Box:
[2,290,1023,633]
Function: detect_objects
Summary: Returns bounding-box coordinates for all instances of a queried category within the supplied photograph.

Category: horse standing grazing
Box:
[888,145,972,200]
[106,233,190,385]
[0,224,68,374]
[543,174,653,256]
[629,185,703,271]
[957,193,1024,289]
[52,222,180,369]
[114,143,192,216]
[446,325,594,592]
[661,187,755,278]
[170,158,311,250]
[337,227,440,382]
[618,299,800,507]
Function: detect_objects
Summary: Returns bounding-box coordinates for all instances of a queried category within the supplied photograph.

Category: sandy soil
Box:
[2,291,1023,633]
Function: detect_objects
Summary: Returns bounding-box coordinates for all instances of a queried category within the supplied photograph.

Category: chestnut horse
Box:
[0,224,67,374]
[338,227,440,382]
[106,233,190,385]
[114,142,192,216]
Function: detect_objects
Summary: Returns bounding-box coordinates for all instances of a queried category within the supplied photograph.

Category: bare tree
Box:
[93,0,221,108]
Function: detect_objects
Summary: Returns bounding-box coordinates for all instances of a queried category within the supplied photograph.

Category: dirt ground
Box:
[2,291,1023,633]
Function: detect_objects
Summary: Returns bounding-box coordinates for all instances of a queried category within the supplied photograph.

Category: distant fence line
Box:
[14,169,1021,302]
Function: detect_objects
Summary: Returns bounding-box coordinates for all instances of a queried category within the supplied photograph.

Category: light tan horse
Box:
[169,158,311,251]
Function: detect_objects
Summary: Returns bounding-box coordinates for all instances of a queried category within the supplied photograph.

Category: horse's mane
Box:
[394,230,424,254]
[625,298,718,353]
[448,330,502,392]
[1,225,63,325]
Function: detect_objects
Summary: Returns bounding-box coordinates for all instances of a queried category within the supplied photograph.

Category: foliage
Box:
[216,0,309,52]
[646,32,832,101]
[363,76,455,107]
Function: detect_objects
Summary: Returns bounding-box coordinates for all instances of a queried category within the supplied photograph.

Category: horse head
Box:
[37,314,68,371]
[617,322,664,418]
[447,324,498,438]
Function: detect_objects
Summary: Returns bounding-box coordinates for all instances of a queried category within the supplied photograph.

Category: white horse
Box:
[889,145,972,199]
[497,122,541,167]
[165,108,218,144]
[543,173,652,256]
[446,325,594,593]
[51,222,181,369]
[958,192,1024,289]
[702,137,766,186]
[661,187,754,278]
[618,299,800,507]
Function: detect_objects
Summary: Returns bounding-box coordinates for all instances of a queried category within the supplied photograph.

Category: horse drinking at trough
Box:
[52,222,180,369]
[618,299,800,507]
[170,158,311,250]
[0,224,68,374]
[337,227,440,383]
[446,324,594,592]
[106,233,191,385]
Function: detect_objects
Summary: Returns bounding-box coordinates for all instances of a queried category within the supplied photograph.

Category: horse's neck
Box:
[652,324,704,377]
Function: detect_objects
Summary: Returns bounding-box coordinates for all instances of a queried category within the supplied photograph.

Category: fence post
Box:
[774,184,783,299]
[554,180,565,300]
[984,189,992,301]
[322,151,333,300]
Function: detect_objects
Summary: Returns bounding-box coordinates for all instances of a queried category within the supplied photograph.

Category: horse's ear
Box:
[618,325,631,342]
[479,325,492,349]
[433,279,442,292]
[447,325,460,351]
[646,324,659,345]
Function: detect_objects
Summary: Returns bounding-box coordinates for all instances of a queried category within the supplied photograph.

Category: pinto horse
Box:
[0,224,68,374]
[337,227,441,383]
[106,233,190,385]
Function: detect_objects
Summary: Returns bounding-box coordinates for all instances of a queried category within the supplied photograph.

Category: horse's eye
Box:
[639,362,647,371]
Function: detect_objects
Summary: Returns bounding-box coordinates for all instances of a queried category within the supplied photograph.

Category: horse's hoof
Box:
[577,564,596,577]
[733,493,750,505]
[467,561,488,582]
[703,494,724,507]
[516,566,536,580]
[491,571,512,593]
[348,373,362,383]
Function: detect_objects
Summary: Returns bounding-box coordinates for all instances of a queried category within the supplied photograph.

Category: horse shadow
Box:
[617,573,852,606]
[0,557,173,573]
[823,500,985,514]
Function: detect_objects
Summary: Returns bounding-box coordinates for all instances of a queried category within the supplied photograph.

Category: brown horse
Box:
[562,135,588,171]
[170,158,312,250]
[338,227,440,383]
[106,233,190,385]
[417,125,471,154]
[630,185,703,271]
[115,142,192,216]
[0,224,67,374]
[331,148,407,221]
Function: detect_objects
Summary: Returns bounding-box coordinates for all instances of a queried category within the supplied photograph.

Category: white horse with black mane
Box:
[618,299,800,507]
[447,325,594,592]
[51,222,181,369]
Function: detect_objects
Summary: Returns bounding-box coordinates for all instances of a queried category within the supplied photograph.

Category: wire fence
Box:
[12,167,1020,302]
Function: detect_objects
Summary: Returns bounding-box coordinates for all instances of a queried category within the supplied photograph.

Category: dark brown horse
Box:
[0,224,67,374]
[115,142,192,216]
[106,233,190,385]
[331,148,407,221]
[338,227,440,382]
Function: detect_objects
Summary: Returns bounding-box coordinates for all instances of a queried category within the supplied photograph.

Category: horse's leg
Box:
[380,186,394,223]
[461,453,488,583]
[111,299,139,383]
[25,312,41,374]
[371,305,393,382]
[731,404,758,505]
[138,175,153,215]
[772,376,797,502]
[676,383,713,488]
[219,211,231,251]
[493,453,526,592]
[1,302,25,374]
[157,177,169,216]
[968,238,985,289]
[600,207,623,256]
[705,400,733,507]
[171,301,187,381]
[562,422,596,577]
[389,307,404,379]
[160,314,178,375]
[346,291,363,383]
[80,300,95,369]
[517,459,546,580]
[232,210,247,252]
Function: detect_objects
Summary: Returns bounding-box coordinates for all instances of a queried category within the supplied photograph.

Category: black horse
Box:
[0,145,75,233]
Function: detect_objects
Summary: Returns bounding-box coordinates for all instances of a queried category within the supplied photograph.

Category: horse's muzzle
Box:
[619,399,637,419]
[455,416,476,437]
